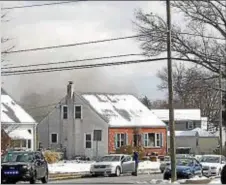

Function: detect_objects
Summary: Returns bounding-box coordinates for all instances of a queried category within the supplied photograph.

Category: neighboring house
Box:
[1,88,37,151]
[167,128,219,155]
[151,109,201,131]
[37,81,167,159]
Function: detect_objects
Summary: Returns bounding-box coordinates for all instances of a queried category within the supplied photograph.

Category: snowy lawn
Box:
[48,160,160,174]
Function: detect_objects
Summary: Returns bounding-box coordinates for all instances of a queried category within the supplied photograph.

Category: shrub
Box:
[43,150,60,164]
[115,145,145,160]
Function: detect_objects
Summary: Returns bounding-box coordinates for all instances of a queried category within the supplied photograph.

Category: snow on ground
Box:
[48,160,161,174]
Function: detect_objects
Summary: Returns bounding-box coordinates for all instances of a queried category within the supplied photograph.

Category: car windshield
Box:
[164,156,170,161]
[200,156,220,163]
[176,158,194,166]
[2,152,34,163]
[99,156,121,162]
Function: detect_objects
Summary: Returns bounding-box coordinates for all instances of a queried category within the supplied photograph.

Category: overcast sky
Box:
[1,1,184,102]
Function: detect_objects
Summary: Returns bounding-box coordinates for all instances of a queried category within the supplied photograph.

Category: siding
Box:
[165,120,201,131]
[37,94,109,159]
[198,137,219,154]
[108,127,167,155]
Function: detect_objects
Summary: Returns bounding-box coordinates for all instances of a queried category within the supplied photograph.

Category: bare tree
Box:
[140,96,152,109]
[157,63,220,126]
[133,1,226,77]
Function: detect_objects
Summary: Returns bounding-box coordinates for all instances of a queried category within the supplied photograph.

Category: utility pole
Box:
[219,61,223,155]
[166,0,177,182]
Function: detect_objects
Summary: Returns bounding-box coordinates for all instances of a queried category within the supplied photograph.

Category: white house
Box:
[151,109,202,130]
[167,128,219,155]
[1,88,37,151]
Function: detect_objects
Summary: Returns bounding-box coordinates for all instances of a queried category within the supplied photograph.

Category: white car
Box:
[200,155,226,177]
[90,154,136,177]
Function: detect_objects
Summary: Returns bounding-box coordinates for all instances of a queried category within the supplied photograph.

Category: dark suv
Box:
[1,150,48,184]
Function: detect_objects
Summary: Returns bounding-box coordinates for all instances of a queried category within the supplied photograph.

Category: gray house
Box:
[151,109,202,131]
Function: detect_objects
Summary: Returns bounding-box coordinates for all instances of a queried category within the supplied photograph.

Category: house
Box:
[37,81,167,159]
[167,128,219,155]
[1,88,37,151]
[151,109,201,130]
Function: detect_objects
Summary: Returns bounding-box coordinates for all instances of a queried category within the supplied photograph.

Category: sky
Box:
[1,1,184,103]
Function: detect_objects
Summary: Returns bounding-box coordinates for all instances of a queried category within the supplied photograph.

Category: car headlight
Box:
[22,165,31,169]
[211,166,217,169]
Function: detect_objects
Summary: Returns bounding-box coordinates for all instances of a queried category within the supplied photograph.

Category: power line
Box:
[2,32,225,55]
[2,57,167,76]
[1,57,212,76]
[2,53,143,69]
[1,1,78,10]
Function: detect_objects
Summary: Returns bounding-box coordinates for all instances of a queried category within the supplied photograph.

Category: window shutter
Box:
[114,134,117,150]
[193,122,196,128]
[186,122,188,129]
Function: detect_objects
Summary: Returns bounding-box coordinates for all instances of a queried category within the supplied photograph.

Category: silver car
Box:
[90,154,136,177]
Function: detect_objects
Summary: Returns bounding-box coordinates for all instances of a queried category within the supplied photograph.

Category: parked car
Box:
[199,155,225,177]
[1,150,48,184]
[160,156,170,173]
[221,164,226,184]
[90,154,136,177]
[163,157,202,180]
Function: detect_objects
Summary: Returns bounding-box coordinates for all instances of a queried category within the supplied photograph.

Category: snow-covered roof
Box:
[82,93,166,127]
[7,129,33,140]
[192,128,216,137]
[1,89,36,124]
[151,109,201,121]
[168,130,198,137]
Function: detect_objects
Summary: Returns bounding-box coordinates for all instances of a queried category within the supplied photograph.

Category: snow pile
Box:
[192,128,216,137]
[82,94,166,127]
[48,160,161,174]
[138,161,160,171]
[48,161,95,174]
[7,129,33,140]
[209,178,221,184]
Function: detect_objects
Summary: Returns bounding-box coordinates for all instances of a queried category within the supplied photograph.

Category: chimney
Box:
[67,81,74,99]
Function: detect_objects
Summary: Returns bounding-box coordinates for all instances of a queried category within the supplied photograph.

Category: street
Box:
[49,174,163,184]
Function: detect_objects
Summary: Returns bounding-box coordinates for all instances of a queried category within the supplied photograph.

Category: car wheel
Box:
[30,171,37,184]
[115,167,121,177]
[41,172,48,184]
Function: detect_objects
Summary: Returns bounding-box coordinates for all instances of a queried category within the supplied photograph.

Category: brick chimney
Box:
[67,81,74,99]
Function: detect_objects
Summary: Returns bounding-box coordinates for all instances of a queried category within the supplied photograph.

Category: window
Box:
[85,134,92,148]
[75,105,82,119]
[93,130,102,141]
[133,134,141,147]
[62,105,68,119]
[123,156,132,162]
[50,133,58,144]
[143,133,163,147]
[21,140,26,148]
[115,133,127,149]
[187,121,194,130]
[28,129,31,134]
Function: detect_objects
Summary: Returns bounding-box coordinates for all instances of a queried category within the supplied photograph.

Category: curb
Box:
[180,179,212,184]
[49,169,161,181]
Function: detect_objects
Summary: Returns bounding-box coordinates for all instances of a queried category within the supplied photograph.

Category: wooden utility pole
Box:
[219,62,223,155]
[166,0,177,182]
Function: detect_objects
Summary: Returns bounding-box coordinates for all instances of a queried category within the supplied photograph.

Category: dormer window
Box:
[62,105,68,119]
[75,105,82,119]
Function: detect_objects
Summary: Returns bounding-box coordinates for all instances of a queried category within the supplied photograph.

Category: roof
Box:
[1,88,36,124]
[192,128,216,137]
[82,93,166,128]
[151,109,201,121]
[168,130,198,137]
